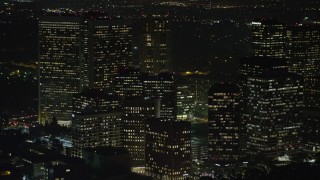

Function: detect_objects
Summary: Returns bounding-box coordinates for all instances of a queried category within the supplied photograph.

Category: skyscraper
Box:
[255,22,320,155]
[38,16,83,126]
[143,72,176,119]
[86,19,133,89]
[252,20,320,77]
[139,19,172,74]
[303,109,320,153]
[38,15,133,126]
[303,76,320,153]
[251,19,286,58]
[286,24,320,77]
[246,70,303,158]
[304,76,320,109]
[208,83,240,165]
[72,89,122,158]
[114,66,143,100]
[122,97,157,167]
[239,56,287,152]
[176,83,195,120]
[145,118,191,180]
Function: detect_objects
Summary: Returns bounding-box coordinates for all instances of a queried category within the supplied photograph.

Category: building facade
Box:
[286,24,320,77]
[251,19,286,58]
[246,71,303,158]
[86,19,133,89]
[239,57,288,152]
[38,15,133,126]
[139,19,172,74]
[72,89,122,158]
[208,83,240,165]
[303,76,320,153]
[143,72,176,120]
[303,110,320,153]
[122,97,157,167]
[145,118,191,180]
[114,66,143,100]
[38,16,83,126]
[176,80,196,121]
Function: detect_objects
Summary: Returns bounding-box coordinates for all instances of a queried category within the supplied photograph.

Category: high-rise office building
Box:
[139,19,172,74]
[239,57,288,107]
[251,19,286,58]
[285,24,320,153]
[122,97,157,167]
[208,83,240,165]
[114,66,143,100]
[303,76,320,153]
[72,89,122,158]
[304,76,320,109]
[252,21,320,77]
[176,83,195,120]
[239,57,287,79]
[143,72,176,119]
[246,70,303,158]
[239,57,287,151]
[145,118,191,180]
[39,15,133,126]
[286,24,320,77]
[85,19,133,89]
[38,16,83,126]
[303,110,320,153]
[176,75,212,120]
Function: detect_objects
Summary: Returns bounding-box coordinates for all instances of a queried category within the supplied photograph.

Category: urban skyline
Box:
[1,0,320,180]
